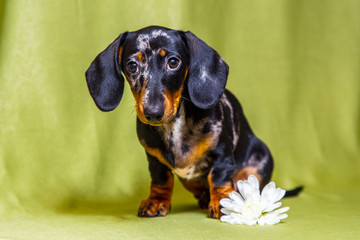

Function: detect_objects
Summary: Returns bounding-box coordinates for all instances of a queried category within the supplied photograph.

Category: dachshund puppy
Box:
[86,26,276,219]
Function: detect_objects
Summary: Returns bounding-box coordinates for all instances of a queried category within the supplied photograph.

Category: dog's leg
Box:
[207,154,235,219]
[138,153,174,217]
[233,136,273,190]
[179,178,210,209]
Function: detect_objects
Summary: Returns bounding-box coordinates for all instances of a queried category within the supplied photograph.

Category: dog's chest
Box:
[159,105,222,180]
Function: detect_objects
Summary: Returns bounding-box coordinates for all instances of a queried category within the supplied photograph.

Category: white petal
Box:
[277,213,288,220]
[244,219,258,226]
[257,206,289,226]
[220,215,239,224]
[262,182,276,196]
[221,212,250,225]
[261,184,286,210]
[258,215,281,225]
[219,197,231,207]
[259,214,278,225]
[241,214,258,226]
[249,187,261,203]
[221,207,236,216]
[258,216,266,226]
[273,188,286,203]
[262,207,290,219]
[237,180,247,199]
[220,198,242,213]
[260,182,276,206]
[263,201,282,213]
[248,175,260,190]
[273,206,290,215]
[231,212,248,224]
[243,181,260,203]
[237,180,255,200]
[229,191,245,206]
[250,191,261,203]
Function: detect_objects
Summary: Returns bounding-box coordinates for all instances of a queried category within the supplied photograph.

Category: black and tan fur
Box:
[85,26,299,219]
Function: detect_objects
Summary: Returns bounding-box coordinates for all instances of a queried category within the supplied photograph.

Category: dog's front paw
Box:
[208,200,222,219]
[138,198,171,217]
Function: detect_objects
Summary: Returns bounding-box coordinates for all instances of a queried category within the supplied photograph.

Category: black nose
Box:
[144,105,164,122]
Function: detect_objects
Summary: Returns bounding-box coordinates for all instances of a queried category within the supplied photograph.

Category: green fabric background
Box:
[0,0,359,239]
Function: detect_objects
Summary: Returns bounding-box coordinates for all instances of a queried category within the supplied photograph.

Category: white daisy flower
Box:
[220,175,289,226]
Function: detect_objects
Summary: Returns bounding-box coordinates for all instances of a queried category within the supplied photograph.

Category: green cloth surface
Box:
[0,0,359,239]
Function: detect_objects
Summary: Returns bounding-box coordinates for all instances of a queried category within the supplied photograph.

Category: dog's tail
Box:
[284,186,304,198]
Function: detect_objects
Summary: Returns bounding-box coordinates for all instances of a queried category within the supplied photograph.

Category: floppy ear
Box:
[85,32,127,111]
[183,31,229,109]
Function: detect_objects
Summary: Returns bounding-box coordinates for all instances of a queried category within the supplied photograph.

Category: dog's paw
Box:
[208,200,222,219]
[138,198,171,217]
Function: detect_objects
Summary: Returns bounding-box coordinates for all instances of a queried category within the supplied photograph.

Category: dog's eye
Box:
[167,57,181,70]
[127,61,138,73]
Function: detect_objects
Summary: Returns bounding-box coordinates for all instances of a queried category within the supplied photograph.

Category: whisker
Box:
[130,106,136,114]
[125,104,136,114]
[181,96,191,102]
[163,109,175,122]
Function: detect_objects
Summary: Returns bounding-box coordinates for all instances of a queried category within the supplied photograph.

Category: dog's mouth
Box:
[135,87,183,126]
[131,82,184,126]
[136,108,177,126]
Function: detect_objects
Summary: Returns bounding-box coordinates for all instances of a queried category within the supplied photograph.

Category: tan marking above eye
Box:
[159,49,167,57]
[137,52,143,61]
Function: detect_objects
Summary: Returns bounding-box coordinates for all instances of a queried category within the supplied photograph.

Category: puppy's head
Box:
[86,26,228,126]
